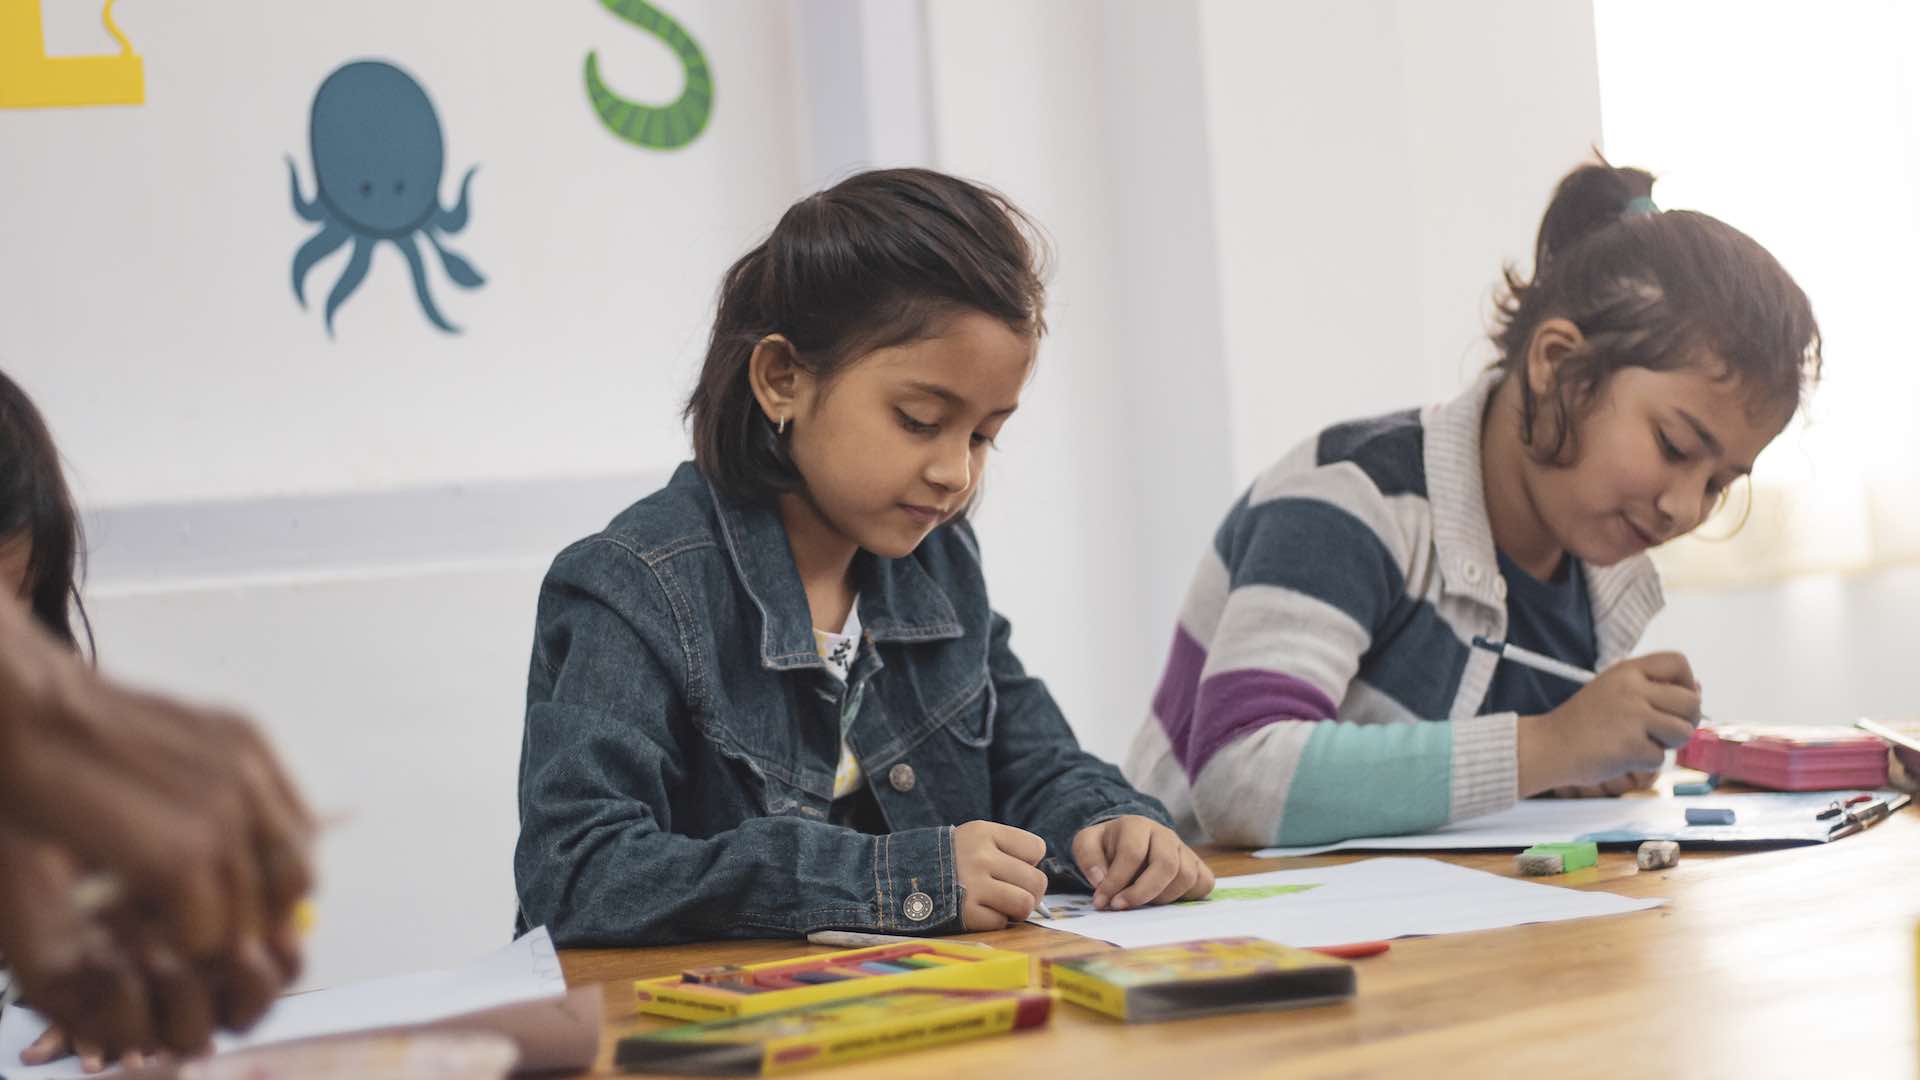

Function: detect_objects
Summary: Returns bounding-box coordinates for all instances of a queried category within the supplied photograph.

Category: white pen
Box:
[1471,636,1712,725]
[1470,636,1595,685]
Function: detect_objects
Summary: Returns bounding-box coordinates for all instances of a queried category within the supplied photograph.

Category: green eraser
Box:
[1522,842,1598,871]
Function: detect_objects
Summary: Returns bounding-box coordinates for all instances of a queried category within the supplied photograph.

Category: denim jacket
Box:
[514,463,1170,946]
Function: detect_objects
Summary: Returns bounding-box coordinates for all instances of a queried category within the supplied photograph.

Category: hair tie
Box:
[1623,195,1659,216]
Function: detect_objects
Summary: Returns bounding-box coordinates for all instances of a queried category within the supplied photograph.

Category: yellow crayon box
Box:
[632,940,1029,1022]
[1043,936,1355,1022]
[617,988,1052,1075]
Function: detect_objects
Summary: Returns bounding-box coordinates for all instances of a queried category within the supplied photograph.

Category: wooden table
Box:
[560,813,1918,1078]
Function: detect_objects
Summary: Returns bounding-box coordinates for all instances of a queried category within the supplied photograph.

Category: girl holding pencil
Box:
[1125,160,1824,847]
[515,169,1214,945]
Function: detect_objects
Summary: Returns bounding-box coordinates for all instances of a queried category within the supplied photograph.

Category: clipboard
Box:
[1255,789,1913,859]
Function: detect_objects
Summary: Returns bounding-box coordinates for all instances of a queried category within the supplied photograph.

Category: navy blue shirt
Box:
[1482,551,1597,717]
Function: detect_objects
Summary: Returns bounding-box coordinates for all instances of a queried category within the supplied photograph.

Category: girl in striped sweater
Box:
[1127,161,1823,847]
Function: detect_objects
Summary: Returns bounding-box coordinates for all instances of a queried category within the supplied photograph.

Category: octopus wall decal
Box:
[286,60,484,337]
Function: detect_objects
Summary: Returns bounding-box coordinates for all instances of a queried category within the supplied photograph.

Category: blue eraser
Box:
[1673,781,1715,796]
[1685,807,1736,826]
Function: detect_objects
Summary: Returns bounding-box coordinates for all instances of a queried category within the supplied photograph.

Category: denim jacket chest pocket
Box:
[861,628,995,752]
[835,635,995,838]
[695,673,853,818]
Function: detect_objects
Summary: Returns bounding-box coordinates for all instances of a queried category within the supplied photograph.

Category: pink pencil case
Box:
[1677,725,1889,791]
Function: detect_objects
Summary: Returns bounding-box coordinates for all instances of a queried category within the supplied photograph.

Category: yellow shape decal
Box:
[0,0,145,109]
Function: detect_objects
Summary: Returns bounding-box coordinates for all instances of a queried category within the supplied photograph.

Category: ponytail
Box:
[1490,157,1820,464]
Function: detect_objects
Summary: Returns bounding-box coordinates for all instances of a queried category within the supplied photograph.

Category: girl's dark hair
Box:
[0,370,91,655]
[686,167,1049,502]
[1492,158,1823,463]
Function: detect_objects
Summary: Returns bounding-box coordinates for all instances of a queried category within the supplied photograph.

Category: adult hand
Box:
[0,825,204,1059]
[20,1021,149,1074]
[0,600,312,1045]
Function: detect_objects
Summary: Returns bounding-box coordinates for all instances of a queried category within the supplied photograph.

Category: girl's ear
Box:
[747,335,810,428]
[1524,317,1586,400]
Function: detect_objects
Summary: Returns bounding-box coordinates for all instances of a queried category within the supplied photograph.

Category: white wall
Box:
[1200,0,1606,485]
[1642,565,1920,729]
[87,561,547,987]
[923,0,1238,761]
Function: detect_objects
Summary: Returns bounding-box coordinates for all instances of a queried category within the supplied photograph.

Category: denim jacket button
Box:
[888,763,916,793]
[902,891,934,922]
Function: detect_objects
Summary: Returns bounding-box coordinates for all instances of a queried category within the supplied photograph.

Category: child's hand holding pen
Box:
[1507,649,1703,797]
[955,821,1052,931]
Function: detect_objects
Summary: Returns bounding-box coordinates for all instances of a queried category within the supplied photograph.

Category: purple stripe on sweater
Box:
[1183,669,1339,781]
[1151,626,1209,751]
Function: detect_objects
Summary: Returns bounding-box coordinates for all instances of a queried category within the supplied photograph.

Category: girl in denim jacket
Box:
[515,169,1212,945]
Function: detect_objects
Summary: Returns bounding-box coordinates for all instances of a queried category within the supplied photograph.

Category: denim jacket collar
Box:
[700,469,965,671]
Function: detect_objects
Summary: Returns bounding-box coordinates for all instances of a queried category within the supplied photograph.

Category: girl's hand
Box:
[1518,652,1700,795]
[953,821,1049,931]
[1071,816,1215,912]
[20,1024,149,1074]
[1544,769,1659,798]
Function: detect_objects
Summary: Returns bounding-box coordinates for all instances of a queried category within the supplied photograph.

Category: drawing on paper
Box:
[1042,883,1320,920]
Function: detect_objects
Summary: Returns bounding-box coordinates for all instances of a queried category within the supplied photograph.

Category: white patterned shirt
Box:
[813,603,865,799]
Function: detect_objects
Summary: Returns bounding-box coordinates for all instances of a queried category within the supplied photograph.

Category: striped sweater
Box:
[1124,371,1665,847]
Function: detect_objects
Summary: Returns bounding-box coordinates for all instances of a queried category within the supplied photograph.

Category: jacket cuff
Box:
[870,825,961,933]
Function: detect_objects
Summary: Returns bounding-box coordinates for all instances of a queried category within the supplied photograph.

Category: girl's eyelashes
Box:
[1657,423,1733,494]
[1655,428,1690,463]
[895,408,939,435]
[897,407,1001,449]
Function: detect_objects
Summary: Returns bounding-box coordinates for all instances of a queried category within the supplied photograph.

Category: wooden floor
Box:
[559,811,1919,1078]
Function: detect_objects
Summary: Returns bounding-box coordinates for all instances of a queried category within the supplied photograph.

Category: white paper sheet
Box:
[1252,789,1906,858]
[0,928,572,1079]
[1032,857,1663,950]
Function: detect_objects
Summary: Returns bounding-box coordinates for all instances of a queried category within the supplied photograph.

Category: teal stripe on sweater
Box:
[1274,712,1453,845]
